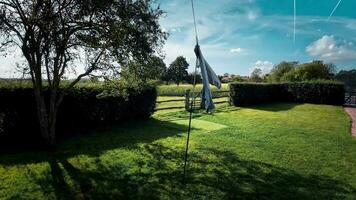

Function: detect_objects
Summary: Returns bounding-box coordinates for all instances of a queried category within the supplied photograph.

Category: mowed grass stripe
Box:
[1,103,356,199]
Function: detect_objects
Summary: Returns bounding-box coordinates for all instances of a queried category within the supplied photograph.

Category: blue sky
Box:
[158,0,356,75]
[0,0,355,77]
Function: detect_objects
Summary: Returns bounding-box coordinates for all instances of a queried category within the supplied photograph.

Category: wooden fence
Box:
[155,90,230,111]
[184,90,230,111]
[345,92,356,106]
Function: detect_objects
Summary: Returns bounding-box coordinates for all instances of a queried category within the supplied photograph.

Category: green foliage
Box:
[121,56,167,82]
[0,85,157,147]
[1,104,356,199]
[186,73,202,84]
[231,75,246,82]
[230,81,345,106]
[230,83,283,105]
[335,69,356,91]
[268,61,298,82]
[295,61,335,81]
[250,68,263,82]
[269,60,335,82]
[167,56,189,85]
[219,74,247,83]
[0,0,167,144]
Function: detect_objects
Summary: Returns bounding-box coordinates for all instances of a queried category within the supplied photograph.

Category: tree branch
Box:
[66,50,104,89]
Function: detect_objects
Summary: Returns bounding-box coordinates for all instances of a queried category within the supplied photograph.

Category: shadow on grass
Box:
[155,106,241,122]
[243,102,298,112]
[0,118,188,166]
[27,144,356,199]
[1,110,356,199]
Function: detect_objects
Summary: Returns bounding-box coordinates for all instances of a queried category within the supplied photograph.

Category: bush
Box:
[0,85,157,148]
[230,81,344,106]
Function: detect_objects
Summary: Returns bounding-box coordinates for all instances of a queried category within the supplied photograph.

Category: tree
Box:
[161,69,171,85]
[335,69,356,91]
[250,68,263,82]
[0,0,167,145]
[167,56,189,86]
[268,60,335,82]
[122,56,167,82]
[186,72,202,84]
[268,61,298,82]
[295,61,335,81]
[232,75,246,82]
[147,56,167,81]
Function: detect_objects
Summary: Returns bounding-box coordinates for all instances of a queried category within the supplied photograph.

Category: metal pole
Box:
[183,102,194,182]
[183,0,200,183]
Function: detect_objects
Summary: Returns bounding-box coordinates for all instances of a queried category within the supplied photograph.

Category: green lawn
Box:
[1,103,356,199]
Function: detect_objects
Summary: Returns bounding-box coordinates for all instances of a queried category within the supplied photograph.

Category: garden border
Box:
[344,107,356,137]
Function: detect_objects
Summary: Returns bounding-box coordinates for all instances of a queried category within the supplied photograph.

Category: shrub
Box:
[0,85,157,148]
[230,81,344,106]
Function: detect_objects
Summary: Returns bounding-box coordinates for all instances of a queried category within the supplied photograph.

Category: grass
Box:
[157,83,229,96]
[1,103,356,199]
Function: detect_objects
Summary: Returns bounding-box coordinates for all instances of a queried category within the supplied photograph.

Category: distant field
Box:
[157,84,229,96]
[0,79,103,88]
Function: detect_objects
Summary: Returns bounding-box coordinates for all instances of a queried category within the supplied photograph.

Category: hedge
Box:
[0,85,157,148]
[230,81,345,106]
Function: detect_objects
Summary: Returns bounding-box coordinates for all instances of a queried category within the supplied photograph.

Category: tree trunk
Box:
[48,88,59,146]
[48,87,65,146]
[33,86,62,146]
[34,87,53,145]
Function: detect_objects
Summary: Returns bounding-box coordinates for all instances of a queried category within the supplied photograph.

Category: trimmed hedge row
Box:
[0,86,157,148]
[230,82,345,106]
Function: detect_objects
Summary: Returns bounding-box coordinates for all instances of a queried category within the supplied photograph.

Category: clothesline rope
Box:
[190,0,199,45]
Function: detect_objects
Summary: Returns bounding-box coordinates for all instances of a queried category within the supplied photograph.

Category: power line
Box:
[328,0,342,21]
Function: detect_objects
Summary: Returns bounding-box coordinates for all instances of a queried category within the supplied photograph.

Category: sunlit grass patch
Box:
[1,103,356,199]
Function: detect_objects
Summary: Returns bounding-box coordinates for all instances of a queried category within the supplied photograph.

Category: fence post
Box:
[185,89,191,111]
[228,90,232,106]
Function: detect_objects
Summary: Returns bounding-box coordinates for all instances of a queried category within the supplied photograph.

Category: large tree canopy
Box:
[268,60,335,82]
[268,61,298,82]
[122,55,167,83]
[0,0,167,145]
[250,68,263,82]
[167,56,189,86]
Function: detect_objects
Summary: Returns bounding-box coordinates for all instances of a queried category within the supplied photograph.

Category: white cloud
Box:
[346,21,356,30]
[247,11,258,21]
[161,27,168,33]
[250,60,274,74]
[170,28,182,33]
[230,48,243,53]
[306,35,356,62]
